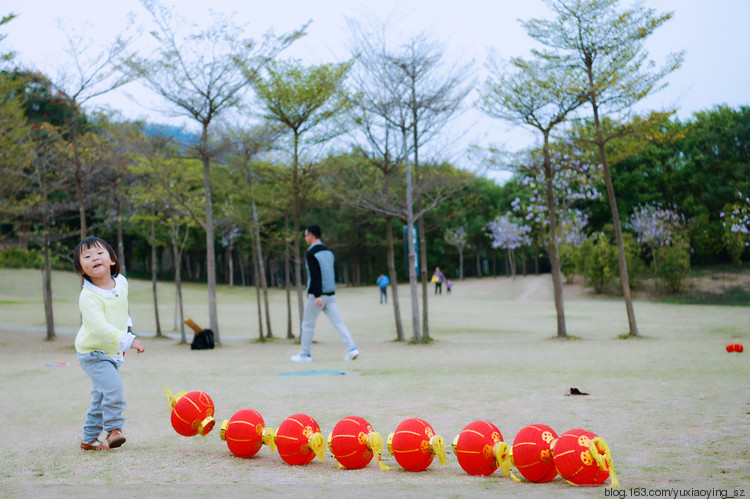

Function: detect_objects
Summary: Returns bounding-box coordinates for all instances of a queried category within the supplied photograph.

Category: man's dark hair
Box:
[306,225,322,239]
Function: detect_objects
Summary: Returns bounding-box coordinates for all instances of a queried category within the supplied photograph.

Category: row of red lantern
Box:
[725,343,744,353]
[166,390,617,487]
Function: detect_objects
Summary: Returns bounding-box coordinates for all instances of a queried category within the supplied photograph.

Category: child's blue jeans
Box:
[78,351,126,442]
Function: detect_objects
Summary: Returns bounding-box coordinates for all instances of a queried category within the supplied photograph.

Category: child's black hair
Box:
[73,236,120,281]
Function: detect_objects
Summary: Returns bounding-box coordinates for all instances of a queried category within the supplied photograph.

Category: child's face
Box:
[78,243,115,280]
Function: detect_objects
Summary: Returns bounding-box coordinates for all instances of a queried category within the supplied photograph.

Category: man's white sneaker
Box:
[345,348,359,361]
[291,353,312,362]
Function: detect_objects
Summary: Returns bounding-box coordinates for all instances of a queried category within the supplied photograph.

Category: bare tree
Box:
[342,18,408,341]
[127,0,305,343]
[387,34,473,342]
[344,21,471,343]
[47,20,137,240]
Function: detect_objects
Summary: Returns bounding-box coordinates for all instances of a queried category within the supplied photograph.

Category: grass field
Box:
[0,268,748,498]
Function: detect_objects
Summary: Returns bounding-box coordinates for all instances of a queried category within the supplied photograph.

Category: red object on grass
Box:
[276,413,325,465]
[170,391,215,437]
[220,409,276,458]
[453,420,508,476]
[735,343,744,353]
[553,428,613,486]
[387,418,446,472]
[511,424,559,483]
[328,416,388,470]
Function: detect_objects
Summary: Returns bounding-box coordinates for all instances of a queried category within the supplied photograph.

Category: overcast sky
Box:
[3,0,749,181]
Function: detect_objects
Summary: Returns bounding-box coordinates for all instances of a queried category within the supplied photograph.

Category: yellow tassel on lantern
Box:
[368,432,391,471]
[590,437,619,488]
[430,435,447,466]
[263,427,277,454]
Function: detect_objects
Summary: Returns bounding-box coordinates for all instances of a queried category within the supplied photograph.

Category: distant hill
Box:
[142,123,199,147]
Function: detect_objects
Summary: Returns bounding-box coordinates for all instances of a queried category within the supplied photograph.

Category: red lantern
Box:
[275,413,326,466]
[452,420,512,476]
[553,428,618,486]
[169,391,216,437]
[511,424,558,482]
[726,344,735,352]
[735,344,744,353]
[328,416,389,470]
[220,409,276,458]
[387,418,446,472]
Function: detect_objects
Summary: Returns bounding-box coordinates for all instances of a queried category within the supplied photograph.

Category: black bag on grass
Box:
[191,329,215,350]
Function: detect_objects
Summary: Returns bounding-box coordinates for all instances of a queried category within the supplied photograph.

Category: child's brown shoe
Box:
[80,439,110,451]
[106,429,126,448]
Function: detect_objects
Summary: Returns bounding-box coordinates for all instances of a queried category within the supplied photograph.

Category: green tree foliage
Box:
[721,196,750,266]
[653,238,691,293]
[578,232,617,293]
[672,107,750,263]
[252,57,352,323]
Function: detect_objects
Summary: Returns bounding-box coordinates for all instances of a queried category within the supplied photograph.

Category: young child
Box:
[73,236,144,451]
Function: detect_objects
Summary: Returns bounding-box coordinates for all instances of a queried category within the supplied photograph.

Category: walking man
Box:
[291,225,359,362]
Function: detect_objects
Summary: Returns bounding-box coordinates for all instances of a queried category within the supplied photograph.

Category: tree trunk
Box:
[227,244,234,287]
[284,214,294,339]
[116,196,126,275]
[70,107,87,240]
[252,239,264,341]
[542,133,567,338]
[385,217,405,341]
[251,199,273,339]
[151,214,163,338]
[170,217,187,344]
[200,123,220,344]
[238,253,246,287]
[418,216,430,342]
[591,97,639,337]
[292,132,305,328]
[459,248,464,280]
[403,132,421,343]
[42,206,55,341]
